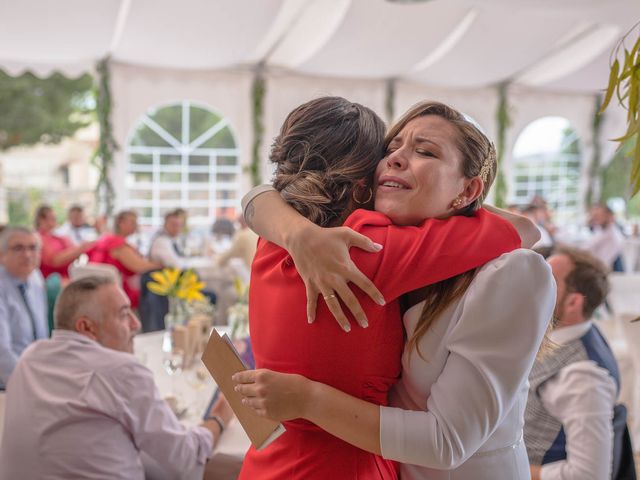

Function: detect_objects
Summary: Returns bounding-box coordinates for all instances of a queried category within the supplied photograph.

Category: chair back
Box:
[612,404,637,480]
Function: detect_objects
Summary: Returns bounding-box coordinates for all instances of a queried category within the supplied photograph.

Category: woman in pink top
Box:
[88,210,160,308]
[35,205,92,281]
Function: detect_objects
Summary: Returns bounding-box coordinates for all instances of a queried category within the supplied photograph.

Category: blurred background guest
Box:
[216,215,258,275]
[87,210,160,309]
[522,204,555,256]
[56,204,104,245]
[0,227,48,389]
[586,204,625,272]
[209,218,235,255]
[148,209,190,269]
[35,204,93,281]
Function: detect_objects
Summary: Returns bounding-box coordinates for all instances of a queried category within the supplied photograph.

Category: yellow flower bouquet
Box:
[147,268,206,328]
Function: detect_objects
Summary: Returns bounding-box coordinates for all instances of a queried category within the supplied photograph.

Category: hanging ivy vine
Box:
[249,68,265,187]
[586,95,603,207]
[493,83,511,207]
[93,57,118,215]
[600,21,640,197]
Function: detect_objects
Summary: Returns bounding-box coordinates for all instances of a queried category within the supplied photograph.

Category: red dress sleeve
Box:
[345,208,521,301]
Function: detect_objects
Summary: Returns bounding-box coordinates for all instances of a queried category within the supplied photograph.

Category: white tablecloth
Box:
[133,328,250,458]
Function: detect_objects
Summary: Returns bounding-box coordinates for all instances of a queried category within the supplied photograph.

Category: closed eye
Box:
[416,149,436,157]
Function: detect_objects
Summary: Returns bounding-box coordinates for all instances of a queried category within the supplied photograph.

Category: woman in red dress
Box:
[236,97,530,480]
[35,205,93,281]
[88,210,160,308]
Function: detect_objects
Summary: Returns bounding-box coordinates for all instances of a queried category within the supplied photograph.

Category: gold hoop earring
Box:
[353,187,373,205]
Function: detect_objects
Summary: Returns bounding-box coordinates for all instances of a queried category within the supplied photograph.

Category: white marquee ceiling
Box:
[1,0,638,93]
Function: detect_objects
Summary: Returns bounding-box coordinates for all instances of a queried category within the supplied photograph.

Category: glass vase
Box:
[164,296,187,331]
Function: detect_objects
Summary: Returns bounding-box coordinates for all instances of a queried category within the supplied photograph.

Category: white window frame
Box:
[125,100,241,227]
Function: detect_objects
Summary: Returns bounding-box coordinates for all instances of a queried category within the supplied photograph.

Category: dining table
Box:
[133,327,251,455]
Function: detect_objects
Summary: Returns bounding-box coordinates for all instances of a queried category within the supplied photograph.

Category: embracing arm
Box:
[235,250,557,467]
[241,186,384,329]
[484,205,540,248]
[233,369,383,454]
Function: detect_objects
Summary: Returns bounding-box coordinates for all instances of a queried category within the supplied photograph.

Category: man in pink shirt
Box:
[0,276,232,480]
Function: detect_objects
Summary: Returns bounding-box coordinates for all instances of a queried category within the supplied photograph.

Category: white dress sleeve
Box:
[380,249,556,468]
[241,184,276,216]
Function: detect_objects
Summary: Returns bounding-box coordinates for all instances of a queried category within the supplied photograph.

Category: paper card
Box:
[201,329,285,450]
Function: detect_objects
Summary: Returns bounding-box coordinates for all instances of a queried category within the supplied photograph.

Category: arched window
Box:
[511,116,581,222]
[125,101,240,227]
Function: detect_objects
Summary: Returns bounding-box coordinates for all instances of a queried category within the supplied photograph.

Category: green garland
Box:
[493,83,511,207]
[250,68,265,187]
[586,95,603,206]
[385,78,396,124]
[93,58,118,215]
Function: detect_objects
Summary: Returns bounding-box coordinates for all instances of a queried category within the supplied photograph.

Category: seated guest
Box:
[35,204,93,280]
[523,204,554,253]
[56,204,101,245]
[217,215,258,270]
[209,218,235,254]
[88,210,161,309]
[586,204,625,272]
[148,209,190,268]
[525,247,620,480]
[0,227,48,389]
[0,276,233,480]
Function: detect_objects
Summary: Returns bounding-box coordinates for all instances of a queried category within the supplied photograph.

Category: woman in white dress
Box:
[234,101,556,479]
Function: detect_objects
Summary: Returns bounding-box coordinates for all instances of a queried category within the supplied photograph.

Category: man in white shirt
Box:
[149,209,190,268]
[525,247,620,480]
[586,204,625,270]
[55,204,100,244]
[0,275,232,480]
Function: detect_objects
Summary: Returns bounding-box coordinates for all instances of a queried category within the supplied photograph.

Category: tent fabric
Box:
[1,0,638,93]
[1,0,637,212]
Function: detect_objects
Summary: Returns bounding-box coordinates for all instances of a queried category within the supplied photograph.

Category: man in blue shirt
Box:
[0,227,48,389]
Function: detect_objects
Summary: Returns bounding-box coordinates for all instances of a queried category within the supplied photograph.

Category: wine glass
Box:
[163,348,185,396]
[163,349,184,376]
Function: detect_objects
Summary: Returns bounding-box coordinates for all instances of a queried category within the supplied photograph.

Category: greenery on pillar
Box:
[585,95,603,207]
[93,58,118,215]
[493,83,511,207]
[250,68,265,187]
[600,23,640,196]
[385,78,396,124]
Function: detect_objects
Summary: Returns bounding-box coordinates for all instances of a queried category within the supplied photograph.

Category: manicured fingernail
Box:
[372,243,383,251]
[342,323,351,333]
[234,385,240,392]
[376,296,386,306]
[308,315,314,324]
[360,319,369,328]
